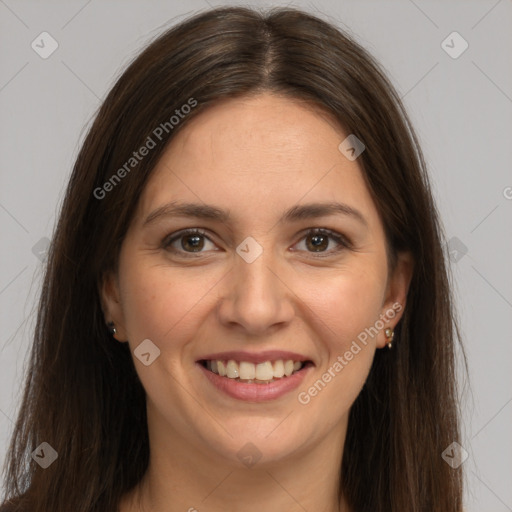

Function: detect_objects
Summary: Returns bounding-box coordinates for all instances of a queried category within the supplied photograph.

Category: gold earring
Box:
[385,328,394,349]
[107,321,117,336]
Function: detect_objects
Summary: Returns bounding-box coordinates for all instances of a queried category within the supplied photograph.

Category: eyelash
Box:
[162,228,352,258]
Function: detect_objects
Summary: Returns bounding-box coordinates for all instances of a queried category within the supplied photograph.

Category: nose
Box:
[216,248,295,336]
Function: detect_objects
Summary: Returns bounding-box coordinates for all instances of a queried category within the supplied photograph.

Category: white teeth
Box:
[206,358,305,380]
[226,360,239,378]
[255,361,274,381]
[239,361,255,380]
[273,360,285,378]
[284,360,294,376]
[217,360,227,377]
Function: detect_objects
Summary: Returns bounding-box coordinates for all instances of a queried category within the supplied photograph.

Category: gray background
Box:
[1,0,511,509]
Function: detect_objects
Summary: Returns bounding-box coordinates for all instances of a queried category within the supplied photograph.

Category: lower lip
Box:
[197,363,312,402]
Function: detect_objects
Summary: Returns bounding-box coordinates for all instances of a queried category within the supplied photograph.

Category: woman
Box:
[0,6,465,512]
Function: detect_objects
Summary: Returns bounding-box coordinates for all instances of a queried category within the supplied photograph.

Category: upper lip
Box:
[197,350,313,365]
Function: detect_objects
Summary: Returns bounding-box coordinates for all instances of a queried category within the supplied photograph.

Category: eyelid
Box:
[162,227,352,257]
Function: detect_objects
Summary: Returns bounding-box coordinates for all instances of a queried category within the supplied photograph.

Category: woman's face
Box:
[102,93,411,467]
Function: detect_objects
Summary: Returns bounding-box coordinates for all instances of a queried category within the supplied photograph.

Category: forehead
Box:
[171,93,345,165]
[134,93,379,229]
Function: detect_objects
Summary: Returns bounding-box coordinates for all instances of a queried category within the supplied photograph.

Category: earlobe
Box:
[378,251,414,348]
[99,270,127,341]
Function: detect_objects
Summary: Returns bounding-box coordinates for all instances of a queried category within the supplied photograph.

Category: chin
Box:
[197,415,312,467]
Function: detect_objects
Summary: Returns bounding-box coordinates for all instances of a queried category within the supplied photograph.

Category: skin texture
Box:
[102,93,413,512]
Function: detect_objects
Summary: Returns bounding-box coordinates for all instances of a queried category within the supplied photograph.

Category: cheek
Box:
[118,259,224,345]
[301,265,386,345]
[296,273,382,423]
[120,267,173,341]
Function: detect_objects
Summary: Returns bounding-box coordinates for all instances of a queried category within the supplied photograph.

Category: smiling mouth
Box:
[199,359,313,384]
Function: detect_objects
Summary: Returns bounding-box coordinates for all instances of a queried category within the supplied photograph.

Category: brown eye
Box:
[180,233,205,252]
[294,228,351,256]
[306,232,329,252]
[163,229,217,256]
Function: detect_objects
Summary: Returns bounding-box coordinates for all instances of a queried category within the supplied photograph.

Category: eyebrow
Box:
[143,200,368,228]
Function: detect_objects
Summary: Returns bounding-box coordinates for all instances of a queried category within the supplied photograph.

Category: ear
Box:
[99,270,127,342]
[377,251,414,349]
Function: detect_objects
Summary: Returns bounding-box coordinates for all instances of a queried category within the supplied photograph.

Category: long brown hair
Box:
[0,6,465,512]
